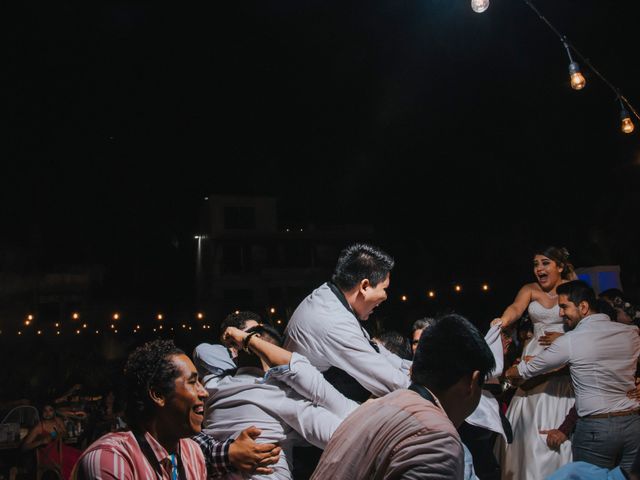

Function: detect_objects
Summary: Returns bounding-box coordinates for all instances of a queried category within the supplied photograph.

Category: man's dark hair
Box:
[220,311,263,335]
[378,331,412,360]
[411,314,494,391]
[556,280,597,311]
[245,324,283,347]
[123,339,184,425]
[595,298,617,321]
[331,243,394,291]
[411,317,436,334]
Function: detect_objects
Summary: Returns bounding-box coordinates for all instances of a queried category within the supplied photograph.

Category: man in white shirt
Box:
[506,280,640,471]
[284,243,411,402]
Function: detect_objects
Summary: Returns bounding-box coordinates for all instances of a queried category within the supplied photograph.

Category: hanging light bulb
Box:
[568,62,586,90]
[471,0,490,13]
[562,40,585,91]
[620,105,635,134]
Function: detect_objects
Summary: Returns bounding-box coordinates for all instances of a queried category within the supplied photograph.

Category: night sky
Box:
[5,0,640,305]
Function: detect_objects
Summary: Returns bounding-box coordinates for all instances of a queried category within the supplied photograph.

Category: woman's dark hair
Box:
[533,246,575,280]
[412,314,495,391]
[331,243,394,290]
[123,339,184,425]
[220,310,263,335]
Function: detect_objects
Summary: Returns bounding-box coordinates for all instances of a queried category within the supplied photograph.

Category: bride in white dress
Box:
[493,246,575,480]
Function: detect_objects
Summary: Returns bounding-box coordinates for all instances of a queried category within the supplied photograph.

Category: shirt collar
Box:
[143,431,173,464]
[575,312,610,329]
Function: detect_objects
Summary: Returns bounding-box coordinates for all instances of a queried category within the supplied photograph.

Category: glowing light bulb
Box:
[113,313,120,320]
[568,62,586,90]
[621,108,635,134]
[482,284,489,291]
[401,295,408,302]
[428,291,435,298]
[455,285,462,292]
[471,0,489,13]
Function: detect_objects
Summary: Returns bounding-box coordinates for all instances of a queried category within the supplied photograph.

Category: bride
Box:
[493,246,576,479]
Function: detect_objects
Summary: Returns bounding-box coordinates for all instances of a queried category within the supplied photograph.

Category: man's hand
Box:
[229,426,281,475]
[540,429,568,450]
[627,382,640,400]
[539,331,563,346]
[223,327,247,350]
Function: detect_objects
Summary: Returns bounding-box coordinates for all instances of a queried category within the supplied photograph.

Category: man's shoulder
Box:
[288,283,349,329]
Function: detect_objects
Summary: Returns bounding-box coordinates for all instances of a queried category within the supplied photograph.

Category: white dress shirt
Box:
[198,345,356,480]
[517,313,640,417]
[284,282,411,397]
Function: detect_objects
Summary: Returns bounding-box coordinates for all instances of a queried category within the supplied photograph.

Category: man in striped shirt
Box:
[72,339,209,479]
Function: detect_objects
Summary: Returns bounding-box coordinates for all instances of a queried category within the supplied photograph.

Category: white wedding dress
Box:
[497,301,574,480]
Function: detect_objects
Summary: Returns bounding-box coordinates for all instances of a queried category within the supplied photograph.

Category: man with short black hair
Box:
[284,243,410,402]
[506,280,640,471]
[310,314,495,479]
[73,339,209,479]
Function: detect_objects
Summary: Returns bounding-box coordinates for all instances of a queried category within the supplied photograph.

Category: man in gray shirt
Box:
[506,280,640,471]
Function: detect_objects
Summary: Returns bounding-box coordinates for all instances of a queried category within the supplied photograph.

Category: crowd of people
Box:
[13,242,640,479]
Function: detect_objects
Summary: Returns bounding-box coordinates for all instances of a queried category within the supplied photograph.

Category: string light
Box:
[270,307,276,314]
[401,295,408,302]
[27,314,34,321]
[562,40,585,91]
[620,100,635,134]
[471,0,490,13]
[475,0,639,134]
[428,290,435,298]
[113,313,120,320]
[72,312,79,320]
[157,313,163,321]
[455,285,462,292]
[196,312,204,320]
[482,284,490,291]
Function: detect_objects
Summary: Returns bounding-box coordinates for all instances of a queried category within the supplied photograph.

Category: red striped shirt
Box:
[71,431,207,480]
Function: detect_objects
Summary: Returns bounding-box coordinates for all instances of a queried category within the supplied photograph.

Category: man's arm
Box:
[324,323,410,397]
[506,335,571,382]
[72,449,134,480]
[193,428,281,477]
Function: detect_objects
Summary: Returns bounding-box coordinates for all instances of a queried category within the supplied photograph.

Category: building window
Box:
[224,206,256,230]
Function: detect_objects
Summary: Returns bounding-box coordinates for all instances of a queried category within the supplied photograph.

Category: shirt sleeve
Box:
[323,320,411,397]
[72,449,134,480]
[518,335,571,379]
[191,433,234,477]
[269,352,358,418]
[385,431,464,480]
[267,389,346,449]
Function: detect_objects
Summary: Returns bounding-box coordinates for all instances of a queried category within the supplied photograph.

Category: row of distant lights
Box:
[6,308,285,336]
[401,284,490,301]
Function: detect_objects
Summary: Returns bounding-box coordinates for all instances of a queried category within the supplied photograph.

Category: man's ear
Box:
[579,300,590,316]
[149,387,165,408]
[359,278,371,294]
[469,370,481,395]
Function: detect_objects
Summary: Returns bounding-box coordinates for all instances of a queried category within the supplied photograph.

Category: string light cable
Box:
[476,0,639,133]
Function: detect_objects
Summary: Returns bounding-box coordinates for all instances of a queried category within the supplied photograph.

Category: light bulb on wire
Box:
[620,102,635,134]
[568,62,586,90]
[471,0,490,13]
[562,40,586,91]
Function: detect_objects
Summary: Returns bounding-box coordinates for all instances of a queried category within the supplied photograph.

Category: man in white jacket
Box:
[284,243,410,402]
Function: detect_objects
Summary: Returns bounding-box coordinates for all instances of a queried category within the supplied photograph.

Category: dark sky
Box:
[5,0,640,301]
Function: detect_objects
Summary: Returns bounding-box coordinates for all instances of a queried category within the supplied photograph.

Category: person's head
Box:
[411,314,495,427]
[599,288,637,325]
[236,324,283,370]
[411,317,436,354]
[595,298,617,322]
[532,246,574,290]
[556,280,597,330]
[220,311,262,335]
[124,339,207,438]
[377,331,412,360]
[41,404,56,420]
[331,243,394,320]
